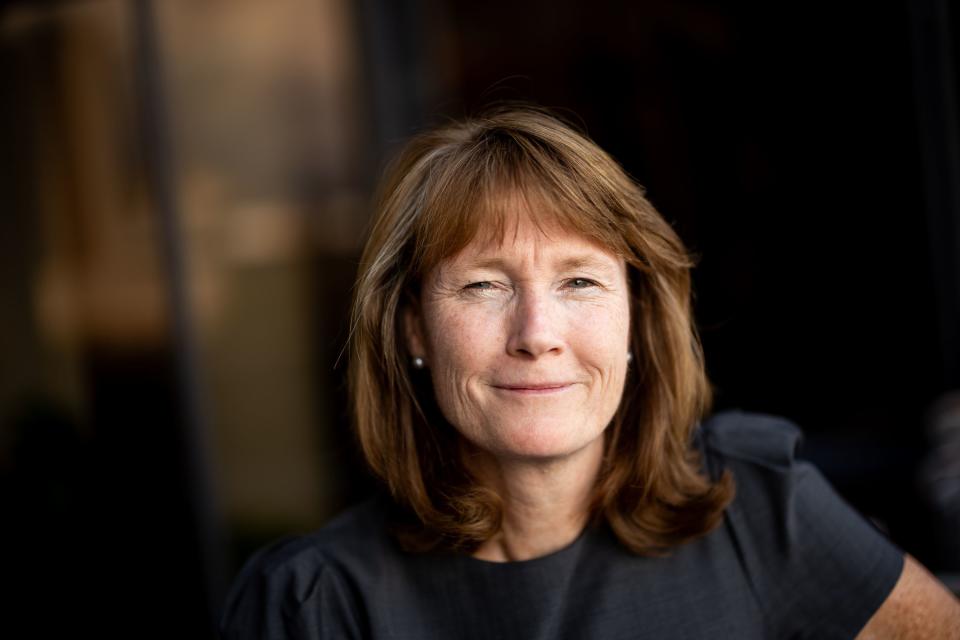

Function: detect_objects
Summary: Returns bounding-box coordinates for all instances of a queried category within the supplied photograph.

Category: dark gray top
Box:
[219,411,904,639]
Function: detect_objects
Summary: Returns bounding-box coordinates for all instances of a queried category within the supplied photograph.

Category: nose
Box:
[506,289,564,359]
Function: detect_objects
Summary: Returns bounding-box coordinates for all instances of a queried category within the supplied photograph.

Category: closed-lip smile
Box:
[493,382,574,395]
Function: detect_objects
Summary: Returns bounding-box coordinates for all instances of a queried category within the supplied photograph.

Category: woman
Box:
[221,106,960,638]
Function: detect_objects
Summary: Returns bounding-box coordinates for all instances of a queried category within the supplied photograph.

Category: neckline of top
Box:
[456,521,596,570]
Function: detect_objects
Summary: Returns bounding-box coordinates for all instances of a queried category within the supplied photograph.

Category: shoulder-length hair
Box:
[349,105,733,555]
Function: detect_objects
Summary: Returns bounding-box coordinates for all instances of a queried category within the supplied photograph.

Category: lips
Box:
[492,382,575,395]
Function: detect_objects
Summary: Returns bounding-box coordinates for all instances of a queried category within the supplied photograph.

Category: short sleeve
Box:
[702,411,905,640]
[219,536,365,640]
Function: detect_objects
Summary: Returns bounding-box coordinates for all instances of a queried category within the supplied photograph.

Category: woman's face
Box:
[405,209,631,461]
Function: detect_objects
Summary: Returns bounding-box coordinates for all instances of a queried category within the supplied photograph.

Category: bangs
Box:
[409,128,636,275]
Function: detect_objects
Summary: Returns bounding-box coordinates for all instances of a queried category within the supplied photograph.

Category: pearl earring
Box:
[412,356,425,369]
[626,351,633,364]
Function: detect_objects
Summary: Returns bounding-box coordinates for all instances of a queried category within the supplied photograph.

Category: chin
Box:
[486,419,605,461]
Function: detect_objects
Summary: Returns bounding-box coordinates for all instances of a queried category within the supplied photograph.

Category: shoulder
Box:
[696,410,817,541]
[698,409,802,470]
[236,496,390,585]
[697,410,905,638]
[219,497,395,639]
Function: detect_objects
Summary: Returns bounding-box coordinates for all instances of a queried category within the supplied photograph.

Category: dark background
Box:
[2,0,958,637]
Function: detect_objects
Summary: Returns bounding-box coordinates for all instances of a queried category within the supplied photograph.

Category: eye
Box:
[464,281,494,290]
[564,278,598,289]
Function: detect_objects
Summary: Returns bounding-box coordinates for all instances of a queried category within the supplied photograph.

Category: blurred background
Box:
[2,0,959,637]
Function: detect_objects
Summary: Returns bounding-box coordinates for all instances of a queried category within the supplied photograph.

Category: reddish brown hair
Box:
[349,105,733,555]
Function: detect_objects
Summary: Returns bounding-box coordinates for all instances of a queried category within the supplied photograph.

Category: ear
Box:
[403,300,428,360]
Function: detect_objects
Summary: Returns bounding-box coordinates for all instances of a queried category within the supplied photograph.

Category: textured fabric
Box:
[220,411,904,639]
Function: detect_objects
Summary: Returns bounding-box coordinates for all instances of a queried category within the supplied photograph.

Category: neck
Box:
[470,437,604,562]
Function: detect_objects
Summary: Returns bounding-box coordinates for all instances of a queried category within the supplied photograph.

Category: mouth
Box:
[492,382,575,395]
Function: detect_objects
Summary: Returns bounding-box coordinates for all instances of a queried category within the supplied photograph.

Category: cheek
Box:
[568,299,631,422]
[422,305,502,412]
[569,299,631,363]
[425,306,498,368]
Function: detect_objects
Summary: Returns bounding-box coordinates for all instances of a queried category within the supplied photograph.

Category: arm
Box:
[856,554,960,639]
